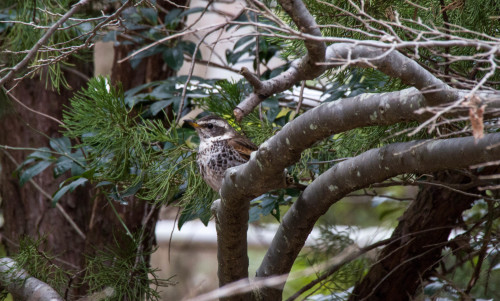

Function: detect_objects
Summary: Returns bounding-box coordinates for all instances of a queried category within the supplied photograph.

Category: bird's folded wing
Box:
[228,136,258,160]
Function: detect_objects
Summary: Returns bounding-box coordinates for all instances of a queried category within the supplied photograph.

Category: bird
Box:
[185,115,258,191]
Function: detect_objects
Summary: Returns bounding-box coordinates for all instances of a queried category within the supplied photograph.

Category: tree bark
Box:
[350,171,477,300]
[0,68,92,266]
[0,0,179,295]
[255,134,500,299]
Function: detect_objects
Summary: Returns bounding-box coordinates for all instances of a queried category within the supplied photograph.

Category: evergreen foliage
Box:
[84,234,174,301]
[0,0,95,90]
[274,0,500,88]
[0,235,172,300]
[1,0,499,299]
[0,237,71,298]
[62,76,216,224]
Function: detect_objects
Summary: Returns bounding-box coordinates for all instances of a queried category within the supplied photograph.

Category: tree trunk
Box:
[0,5,177,295]
[0,67,93,291]
[350,171,477,300]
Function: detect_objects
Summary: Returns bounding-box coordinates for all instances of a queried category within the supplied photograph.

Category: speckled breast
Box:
[197,139,248,191]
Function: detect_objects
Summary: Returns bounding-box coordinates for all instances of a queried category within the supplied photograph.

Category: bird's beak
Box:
[185,119,200,128]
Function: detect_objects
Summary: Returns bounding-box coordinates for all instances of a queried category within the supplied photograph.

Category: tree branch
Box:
[0,257,64,301]
[255,133,500,298]
[350,170,479,300]
[217,81,498,299]
[234,0,326,121]
[325,43,458,105]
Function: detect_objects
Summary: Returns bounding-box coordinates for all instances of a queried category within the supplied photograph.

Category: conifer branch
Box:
[0,0,92,87]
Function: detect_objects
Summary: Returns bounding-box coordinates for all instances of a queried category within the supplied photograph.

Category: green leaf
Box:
[149,99,174,116]
[233,35,254,50]
[70,161,85,177]
[178,7,205,18]
[52,177,88,205]
[20,161,52,186]
[96,181,113,187]
[178,205,211,229]
[54,156,73,178]
[150,84,174,100]
[179,41,202,60]
[227,11,256,29]
[14,157,35,175]
[249,195,280,222]
[49,137,71,153]
[121,181,142,197]
[163,45,184,70]
[27,147,53,160]
[129,46,164,69]
[164,8,182,26]
[249,206,261,223]
[138,7,157,25]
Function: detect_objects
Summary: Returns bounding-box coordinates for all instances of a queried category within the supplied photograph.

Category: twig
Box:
[286,239,392,301]
[295,80,306,114]
[4,88,64,126]
[177,22,228,121]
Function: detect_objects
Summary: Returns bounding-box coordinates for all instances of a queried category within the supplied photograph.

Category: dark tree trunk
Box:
[0,67,93,281]
[0,7,177,298]
[350,171,477,301]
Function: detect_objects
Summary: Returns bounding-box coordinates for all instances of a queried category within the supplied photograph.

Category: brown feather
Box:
[228,136,258,160]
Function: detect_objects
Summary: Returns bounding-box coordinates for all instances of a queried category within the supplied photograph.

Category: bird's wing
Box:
[228,136,258,160]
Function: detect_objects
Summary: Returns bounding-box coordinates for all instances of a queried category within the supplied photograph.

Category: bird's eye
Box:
[207,123,213,129]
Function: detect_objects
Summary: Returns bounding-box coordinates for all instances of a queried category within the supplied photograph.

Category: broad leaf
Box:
[20,161,52,186]
[54,156,73,177]
[149,99,174,116]
[178,7,205,18]
[52,177,88,205]
[163,45,184,70]
[50,137,71,153]
[164,9,182,26]
[27,147,53,160]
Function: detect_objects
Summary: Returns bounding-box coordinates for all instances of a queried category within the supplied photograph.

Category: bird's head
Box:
[185,115,237,141]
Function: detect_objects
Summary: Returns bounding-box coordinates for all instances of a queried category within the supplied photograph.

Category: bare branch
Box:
[233,0,326,121]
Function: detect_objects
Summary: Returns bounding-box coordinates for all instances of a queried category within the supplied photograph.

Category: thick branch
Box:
[211,199,252,301]
[255,133,500,299]
[325,43,458,105]
[0,257,63,301]
[215,88,437,291]
[219,84,499,295]
[234,0,326,121]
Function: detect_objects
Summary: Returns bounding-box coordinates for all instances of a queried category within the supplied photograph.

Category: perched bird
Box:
[185,115,258,191]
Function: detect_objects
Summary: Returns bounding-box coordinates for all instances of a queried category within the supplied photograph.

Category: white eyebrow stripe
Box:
[198,119,228,129]
[206,133,233,142]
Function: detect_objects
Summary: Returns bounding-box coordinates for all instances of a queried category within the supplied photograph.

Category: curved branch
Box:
[255,133,500,298]
[0,257,64,301]
[216,88,431,290]
[234,0,326,121]
[325,43,458,105]
[218,82,499,294]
